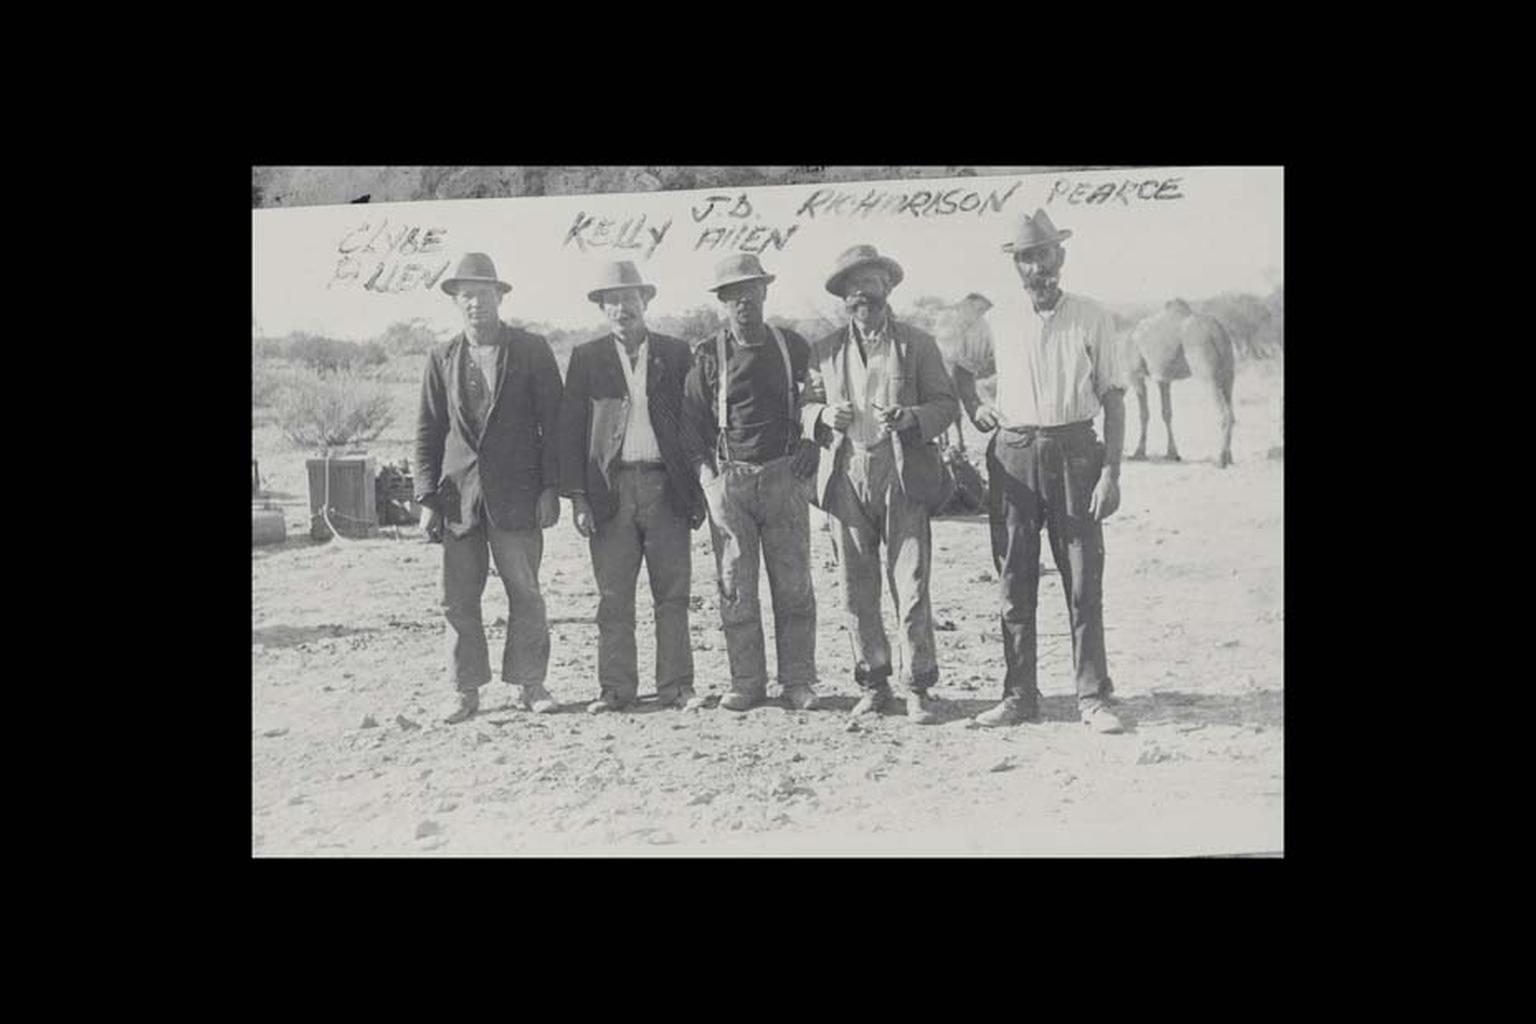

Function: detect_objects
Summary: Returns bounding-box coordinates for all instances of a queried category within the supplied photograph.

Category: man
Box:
[415,252,564,724]
[559,260,708,714]
[800,245,959,725]
[949,209,1129,733]
[681,253,821,713]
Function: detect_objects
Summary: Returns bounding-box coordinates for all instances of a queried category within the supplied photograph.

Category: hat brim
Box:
[1001,229,1072,253]
[441,277,513,296]
[708,273,776,293]
[825,256,905,297]
[588,284,658,303]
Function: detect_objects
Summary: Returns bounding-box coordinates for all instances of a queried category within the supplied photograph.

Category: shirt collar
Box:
[613,330,649,355]
[466,322,504,346]
[851,312,892,346]
[1032,291,1068,319]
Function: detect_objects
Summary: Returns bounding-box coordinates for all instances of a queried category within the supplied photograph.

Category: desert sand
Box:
[252,357,1283,856]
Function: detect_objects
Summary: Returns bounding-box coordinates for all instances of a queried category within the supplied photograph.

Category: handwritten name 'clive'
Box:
[330,219,450,293]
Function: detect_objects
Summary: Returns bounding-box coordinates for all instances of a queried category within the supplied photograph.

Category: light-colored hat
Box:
[824,244,905,297]
[707,253,777,293]
[1001,208,1073,254]
[587,260,657,303]
[441,252,512,295]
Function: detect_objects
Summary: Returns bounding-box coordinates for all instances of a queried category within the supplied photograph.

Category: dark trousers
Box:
[702,454,818,697]
[588,465,694,703]
[441,514,550,691]
[986,422,1112,708]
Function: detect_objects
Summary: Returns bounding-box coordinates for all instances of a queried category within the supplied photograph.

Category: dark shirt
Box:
[683,326,811,466]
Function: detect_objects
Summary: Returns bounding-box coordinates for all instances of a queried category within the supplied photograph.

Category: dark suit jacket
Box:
[414,324,563,536]
[801,316,958,512]
[557,331,705,529]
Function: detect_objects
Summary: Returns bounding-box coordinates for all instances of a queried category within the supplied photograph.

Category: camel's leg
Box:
[1129,376,1149,460]
[956,415,966,455]
[1159,380,1181,461]
[1212,370,1235,468]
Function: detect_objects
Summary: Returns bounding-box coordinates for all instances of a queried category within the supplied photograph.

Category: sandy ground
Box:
[252,357,1283,856]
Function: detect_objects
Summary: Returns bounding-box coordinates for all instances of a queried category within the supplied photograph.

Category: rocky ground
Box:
[252,359,1283,856]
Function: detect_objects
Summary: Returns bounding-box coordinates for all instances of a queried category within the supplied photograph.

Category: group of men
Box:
[414,207,1129,734]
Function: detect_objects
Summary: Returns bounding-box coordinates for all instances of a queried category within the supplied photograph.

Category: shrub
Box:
[376,319,439,357]
[275,367,397,450]
[253,356,289,408]
[252,335,286,359]
[284,332,389,372]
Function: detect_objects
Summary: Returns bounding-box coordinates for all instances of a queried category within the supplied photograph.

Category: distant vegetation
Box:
[252,281,1282,448]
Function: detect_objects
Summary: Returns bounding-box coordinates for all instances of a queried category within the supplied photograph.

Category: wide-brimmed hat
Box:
[587,260,657,303]
[825,244,905,297]
[440,252,512,296]
[1001,208,1073,254]
[707,253,777,293]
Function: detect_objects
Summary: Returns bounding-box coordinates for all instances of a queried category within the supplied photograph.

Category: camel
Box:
[931,293,995,455]
[1123,299,1236,467]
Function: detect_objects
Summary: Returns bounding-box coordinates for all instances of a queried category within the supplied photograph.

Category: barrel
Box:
[252,508,287,546]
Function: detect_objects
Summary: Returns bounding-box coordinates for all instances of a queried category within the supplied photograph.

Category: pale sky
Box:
[252,166,1282,341]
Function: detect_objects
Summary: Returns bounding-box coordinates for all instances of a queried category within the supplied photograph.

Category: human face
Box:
[453,281,504,333]
[717,279,768,333]
[1012,244,1065,295]
[842,267,890,328]
[599,287,649,334]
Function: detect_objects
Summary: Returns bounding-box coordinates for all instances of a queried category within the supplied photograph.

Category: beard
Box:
[848,294,885,321]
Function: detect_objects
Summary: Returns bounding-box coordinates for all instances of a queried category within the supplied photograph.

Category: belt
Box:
[614,460,666,471]
[846,435,893,453]
[998,420,1095,440]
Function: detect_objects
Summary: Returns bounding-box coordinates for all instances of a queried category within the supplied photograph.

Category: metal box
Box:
[306,455,378,540]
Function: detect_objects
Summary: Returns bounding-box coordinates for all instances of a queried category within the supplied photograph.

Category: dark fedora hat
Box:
[1001,208,1073,254]
[707,253,777,293]
[440,252,513,295]
[587,260,658,303]
[825,244,905,297]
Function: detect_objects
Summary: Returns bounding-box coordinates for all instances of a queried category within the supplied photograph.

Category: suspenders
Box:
[714,325,795,466]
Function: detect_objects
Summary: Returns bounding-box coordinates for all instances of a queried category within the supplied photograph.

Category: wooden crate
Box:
[306,455,378,540]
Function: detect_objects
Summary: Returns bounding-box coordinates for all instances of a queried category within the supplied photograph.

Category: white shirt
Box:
[613,335,663,463]
[842,317,895,448]
[952,292,1125,427]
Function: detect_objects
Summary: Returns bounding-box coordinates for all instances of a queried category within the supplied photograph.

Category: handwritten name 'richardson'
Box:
[330,219,450,293]
[795,181,1022,219]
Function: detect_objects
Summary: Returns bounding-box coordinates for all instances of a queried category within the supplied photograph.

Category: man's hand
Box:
[570,495,595,538]
[421,503,444,543]
[537,487,560,529]
[789,439,818,479]
[873,403,918,437]
[1089,474,1121,521]
[824,401,855,432]
[972,404,1000,432]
